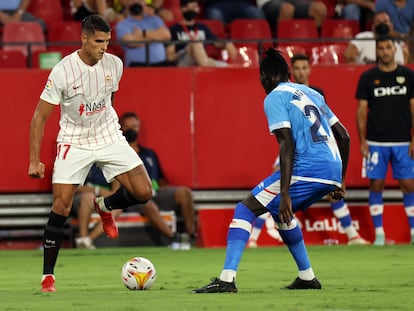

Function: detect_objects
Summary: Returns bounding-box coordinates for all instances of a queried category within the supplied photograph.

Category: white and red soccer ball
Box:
[121,257,156,290]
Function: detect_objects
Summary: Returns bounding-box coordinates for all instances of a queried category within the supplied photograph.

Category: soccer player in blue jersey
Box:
[356,36,414,246]
[192,47,350,293]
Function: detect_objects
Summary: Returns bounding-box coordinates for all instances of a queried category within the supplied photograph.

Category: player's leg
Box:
[330,198,369,245]
[42,183,78,292]
[89,209,123,242]
[42,144,94,292]
[74,192,96,249]
[247,213,267,248]
[392,145,414,244]
[94,141,152,237]
[366,145,389,246]
[275,180,338,289]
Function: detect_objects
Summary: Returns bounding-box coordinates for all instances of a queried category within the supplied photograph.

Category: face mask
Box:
[129,3,143,15]
[374,22,390,37]
[123,129,138,143]
[183,10,197,21]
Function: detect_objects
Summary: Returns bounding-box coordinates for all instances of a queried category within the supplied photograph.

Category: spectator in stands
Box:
[115,0,171,66]
[146,0,174,22]
[0,0,46,32]
[71,0,114,21]
[258,0,327,31]
[72,164,175,249]
[248,53,369,248]
[341,0,375,31]
[375,0,414,38]
[110,0,175,22]
[192,47,351,293]
[120,112,197,249]
[203,0,266,25]
[167,0,237,67]
[344,11,408,64]
[356,36,414,246]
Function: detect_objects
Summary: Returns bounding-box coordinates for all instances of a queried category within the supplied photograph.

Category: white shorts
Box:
[52,139,143,185]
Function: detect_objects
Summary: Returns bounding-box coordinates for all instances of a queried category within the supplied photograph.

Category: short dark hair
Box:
[375,35,396,44]
[82,15,111,35]
[260,48,290,82]
[119,112,139,124]
[180,0,198,7]
[290,54,310,66]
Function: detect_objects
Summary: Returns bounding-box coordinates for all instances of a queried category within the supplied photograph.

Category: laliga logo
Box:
[297,217,360,233]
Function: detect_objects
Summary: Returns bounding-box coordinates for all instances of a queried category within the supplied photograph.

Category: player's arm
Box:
[331,121,350,181]
[28,99,56,178]
[356,99,369,157]
[409,97,414,159]
[273,127,294,225]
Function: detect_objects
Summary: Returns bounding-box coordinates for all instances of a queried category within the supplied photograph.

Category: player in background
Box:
[247,54,369,247]
[28,15,153,292]
[356,36,414,246]
[192,47,350,293]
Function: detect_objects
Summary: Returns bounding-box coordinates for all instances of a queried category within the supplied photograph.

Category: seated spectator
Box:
[344,11,408,64]
[167,0,237,67]
[204,0,266,25]
[146,0,174,22]
[115,0,171,66]
[120,112,197,249]
[259,0,327,30]
[71,0,115,21]
[341,0,375,31]
[0,0,46,32]
[72,164,176,249]
[375,0,414,38]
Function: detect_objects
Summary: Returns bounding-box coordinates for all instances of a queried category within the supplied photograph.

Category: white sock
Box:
[344,225,359,240]
[219,269,236,283]
[298,268,315,281]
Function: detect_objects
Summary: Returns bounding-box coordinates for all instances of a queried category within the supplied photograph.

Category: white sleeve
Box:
[40,66,64,105]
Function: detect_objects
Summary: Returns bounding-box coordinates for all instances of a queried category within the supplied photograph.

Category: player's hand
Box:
[279,193,293,225]
[28,162,45,179]
[329,186,345,201]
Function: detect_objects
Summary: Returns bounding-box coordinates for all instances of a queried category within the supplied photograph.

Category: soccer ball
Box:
[121,257,157,290]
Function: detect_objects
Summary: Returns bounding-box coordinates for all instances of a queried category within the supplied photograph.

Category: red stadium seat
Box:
[3,22,47,60]
[47,21,82,57]
[229,19,272,49]
[27,0,64,29]
[277,19,319,53]
[277,45,307,64]
[0,51,26,68]
[197,19,227,38]
[228,46,260,67]
[320,19,360,46]
[311,44,347,65]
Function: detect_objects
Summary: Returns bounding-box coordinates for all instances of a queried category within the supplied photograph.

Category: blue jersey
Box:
[264,82,342,184]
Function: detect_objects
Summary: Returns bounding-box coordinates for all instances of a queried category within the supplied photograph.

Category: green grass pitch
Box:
[1,245,413,311]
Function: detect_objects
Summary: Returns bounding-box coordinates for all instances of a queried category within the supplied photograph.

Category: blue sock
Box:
[331,199,352,228]
[278,220,310,271]
[403,193,414,230]
[369,191,383,229]
[223,203,256,271]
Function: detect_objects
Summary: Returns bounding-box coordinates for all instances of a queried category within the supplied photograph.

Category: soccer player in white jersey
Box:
[192,48,350,293]
[28,15,153,293]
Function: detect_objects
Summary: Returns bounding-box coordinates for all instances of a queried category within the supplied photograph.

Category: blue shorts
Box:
[251,171,336,222]
[365,143,414,179]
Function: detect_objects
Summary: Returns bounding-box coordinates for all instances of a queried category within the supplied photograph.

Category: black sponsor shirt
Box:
[356,65,414,142]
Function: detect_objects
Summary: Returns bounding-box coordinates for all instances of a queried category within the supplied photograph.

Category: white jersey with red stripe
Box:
[40,51,124,149]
